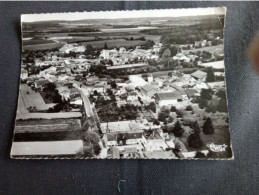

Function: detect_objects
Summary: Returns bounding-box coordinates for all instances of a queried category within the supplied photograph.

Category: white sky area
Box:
[22,7,226,22]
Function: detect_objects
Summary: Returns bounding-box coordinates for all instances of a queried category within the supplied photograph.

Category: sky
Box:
[22,7,226,22]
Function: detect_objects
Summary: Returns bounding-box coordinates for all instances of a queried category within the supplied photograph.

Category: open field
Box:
[11,140,83,156]
[183,44,224,54]
[13,130,85,141]
[199,60,225,69]
[17,94,29,114]
[23,42,64,51]
[83,39,147,49]
[23,39,56,45]
[19,84,56,111]
[15,118,81,133]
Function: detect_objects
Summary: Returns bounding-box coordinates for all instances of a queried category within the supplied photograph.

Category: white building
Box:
[59,44,86,54]
[129,75,147,87]
[155,92,183,107]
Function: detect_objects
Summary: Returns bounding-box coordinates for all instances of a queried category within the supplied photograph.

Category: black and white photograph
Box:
[11,7,233,159]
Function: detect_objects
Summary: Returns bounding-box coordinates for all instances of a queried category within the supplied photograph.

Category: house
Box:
[140,84,156,97]
[127,91,138,101]
[195,40,207,48]
[34,79,50,89]
[145,130,167,151]
[108,147,120,158]
[99,49,118,60]
[20,68,28,80]
[155,92,183,107]
[105,133,118,147]
[59,43,86,54]
[185,88,199,99]
[70,96,83,106]
[147,74,153,83]
[191,70,207,81]
[150,82,160,89]
[129,75,147,87]
[117,132,144,145]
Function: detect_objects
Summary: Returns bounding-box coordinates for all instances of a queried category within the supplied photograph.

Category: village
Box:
[13,25,230,159]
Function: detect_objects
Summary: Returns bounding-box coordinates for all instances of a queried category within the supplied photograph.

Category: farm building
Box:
[191,70,207,81]
[140,84,156,97]
[155,92,183,107]
[34,79,50,89]
[129,75,147,87]
[59,43,86,54]
[127,91,138,101]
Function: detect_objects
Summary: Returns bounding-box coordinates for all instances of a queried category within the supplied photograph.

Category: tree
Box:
[203,117,214,135]
[81,131,101,154]
[176,109,183,118]
[168,115,174,123]
[158,112,167,122]
[217,99,228,113]
[106,88,113,96]
[104,42,108,49]
[185,105,193,111]
[148,102,156,113]
[206,67,215,82]
[200,89,213,100]
[216,90,226,100]
[172,121,184,137]
[190,121,201,134]
[188,133,204,149]
[162,49,171,68]
[170,46,178,57]
[111,81,117,89]
[170,106,177,112]
[195,97,208,109]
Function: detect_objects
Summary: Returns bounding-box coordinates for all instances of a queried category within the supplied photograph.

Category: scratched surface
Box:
[0,1,258,194]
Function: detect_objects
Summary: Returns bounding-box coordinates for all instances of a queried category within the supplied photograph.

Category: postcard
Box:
[11,7,233,159]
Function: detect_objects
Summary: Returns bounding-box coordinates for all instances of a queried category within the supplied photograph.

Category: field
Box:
[23,42,64,51]
[183,44,224,54]
[22,39,57,45]
[19,84,56,111]
[83,39,147,49]
[199,60,225,69]
[15,118,82,133]
[13,130,85,141]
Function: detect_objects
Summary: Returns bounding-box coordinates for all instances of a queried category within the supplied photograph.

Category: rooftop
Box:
[141,84,155,92]
[191,70,207,79]
[155,92,182,101]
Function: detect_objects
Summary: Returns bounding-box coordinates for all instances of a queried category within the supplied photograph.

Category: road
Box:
[73,82,100,128]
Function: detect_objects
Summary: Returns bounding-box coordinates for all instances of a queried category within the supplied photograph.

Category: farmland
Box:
[23,39,57,46]
[23,42,64,51]
[83,39,148,49]
[183,44,224,54]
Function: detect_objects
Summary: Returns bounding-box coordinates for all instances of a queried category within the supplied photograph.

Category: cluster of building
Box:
[99,43,162,66]
[17,39,225,158]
